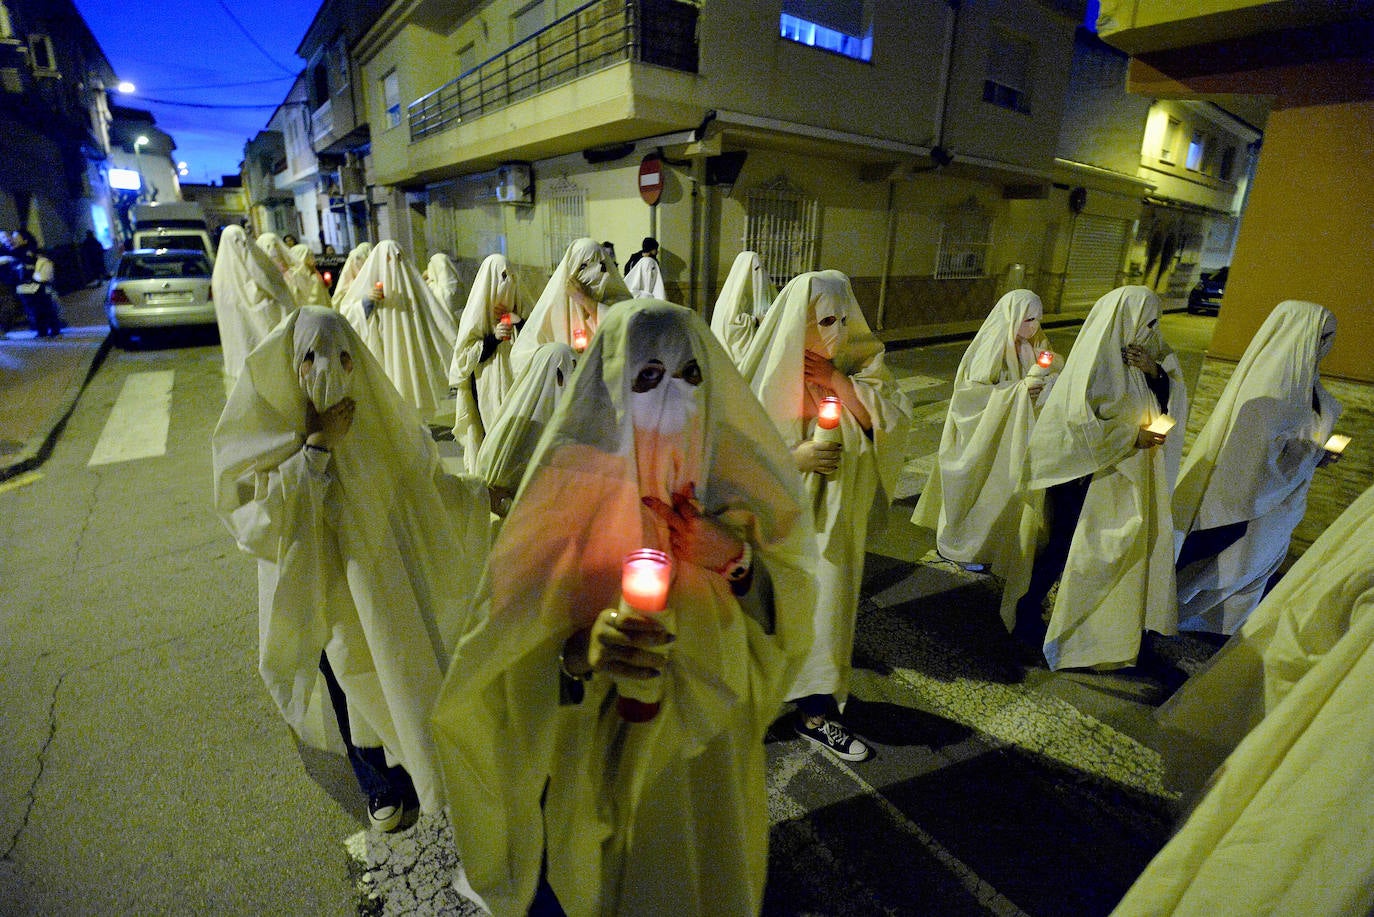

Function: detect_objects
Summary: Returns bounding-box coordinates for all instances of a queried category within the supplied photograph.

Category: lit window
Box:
[984,28,1031,114]
[383,70,401,128]
[779,1,872,63]
[1185,131,1204,171]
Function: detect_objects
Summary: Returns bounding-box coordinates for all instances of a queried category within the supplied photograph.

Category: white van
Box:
[131,203,215,263]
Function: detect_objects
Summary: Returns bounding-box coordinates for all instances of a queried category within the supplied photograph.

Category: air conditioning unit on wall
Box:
[495,163,533,205]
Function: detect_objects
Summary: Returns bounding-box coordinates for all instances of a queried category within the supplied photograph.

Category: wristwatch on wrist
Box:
[719,541,753,582]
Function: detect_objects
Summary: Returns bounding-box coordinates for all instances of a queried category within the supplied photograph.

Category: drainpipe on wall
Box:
[876,180,898,330]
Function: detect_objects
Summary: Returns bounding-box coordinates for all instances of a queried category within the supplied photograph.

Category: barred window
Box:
[544,177,586,270]
[743,180,819,288]
[934,198,993,280]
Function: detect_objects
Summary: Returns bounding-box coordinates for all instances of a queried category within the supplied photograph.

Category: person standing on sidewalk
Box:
[739,269,911,762]
[11,230,65,338]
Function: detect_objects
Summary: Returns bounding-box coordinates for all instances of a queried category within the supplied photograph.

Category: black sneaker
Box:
[795,716,871,762]
[368,793,404,833]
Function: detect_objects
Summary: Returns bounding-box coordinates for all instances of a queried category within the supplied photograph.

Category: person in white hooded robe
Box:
[256,232,293,278]
[622,251,666,300]
[212,306,490,829]
[330,242,372,310]
[709,251,777,366]
[432,300,815,917]
[1009,285,1189,671]
[210,224,296,383]
[1113,484,1374,916]
[473,340,577,516]
[509,236,631,373]
[423,252,467,324]
[448,253,525,472]
[287,243,333,308]
[339,240,459,425]
[1171,300,1341,635]
[912,290,1061,624]
[739,269,911,761]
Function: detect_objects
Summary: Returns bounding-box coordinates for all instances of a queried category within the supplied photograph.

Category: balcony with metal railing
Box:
[407,0,699,143]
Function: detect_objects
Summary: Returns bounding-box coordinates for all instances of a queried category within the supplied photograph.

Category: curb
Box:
[0,331,113,482]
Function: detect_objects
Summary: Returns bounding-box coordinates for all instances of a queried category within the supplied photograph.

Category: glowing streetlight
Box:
[133,135,150,201]
[116,80,136,94]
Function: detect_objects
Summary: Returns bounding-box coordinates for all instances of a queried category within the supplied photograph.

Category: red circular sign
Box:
[638,156,663,205]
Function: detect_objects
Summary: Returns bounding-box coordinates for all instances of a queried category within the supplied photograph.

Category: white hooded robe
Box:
[739,270,911,706]
[1172,300,1340,634]
[710,251,776,367]
[449,253,523,472]
[509,237,631,374]
[432,301,815,917]
[210,225,296,382]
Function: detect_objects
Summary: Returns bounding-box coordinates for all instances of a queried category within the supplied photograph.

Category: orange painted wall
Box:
[1210,98,1374,382]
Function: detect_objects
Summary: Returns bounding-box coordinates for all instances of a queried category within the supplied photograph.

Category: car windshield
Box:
[117,252,212,280]
[141,232,209,255]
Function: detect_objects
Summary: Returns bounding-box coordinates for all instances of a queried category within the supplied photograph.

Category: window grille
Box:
[934,198,993,280]
[743,182,819,288]
[544,177,586,269]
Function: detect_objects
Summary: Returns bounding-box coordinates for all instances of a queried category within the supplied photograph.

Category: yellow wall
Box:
[1209,99,1374,382]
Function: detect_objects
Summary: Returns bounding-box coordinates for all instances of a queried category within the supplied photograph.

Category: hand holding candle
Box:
[572,327,588,352]
[1323,433,1350,465]
[1139,414,1175,448]
[613,549,675,722]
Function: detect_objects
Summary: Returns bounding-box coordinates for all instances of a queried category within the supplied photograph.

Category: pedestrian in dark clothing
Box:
[623,236,659,273]
[80,230,108,284]
[12,231,65,338]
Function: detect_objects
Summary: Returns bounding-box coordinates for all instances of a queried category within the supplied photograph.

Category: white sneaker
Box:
[368,794,404,833]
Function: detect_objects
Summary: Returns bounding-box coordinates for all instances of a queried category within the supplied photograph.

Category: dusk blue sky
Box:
[74,0,320,183]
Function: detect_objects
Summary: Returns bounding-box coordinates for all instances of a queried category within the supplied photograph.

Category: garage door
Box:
[1062,214,1129,313]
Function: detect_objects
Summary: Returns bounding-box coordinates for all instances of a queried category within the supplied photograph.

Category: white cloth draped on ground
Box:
[286,244,332,308]
[1153,481,1374,800]
[1113,496,1374,916]
[1020,286,1188,671]
[210,225,296,381]
[473,341,577,498]
[424,252,467,324]
[449,254,522,472]
[338,240,459,425]
[330,242,371,309]
[912,290,1059,628]
[622,255,666,300]
[1171,301,1340,634]
[212,307,491,812]
[509,237,631,374]
[739,270,911,706]
[710,252,776,366]
[432,300,815,917]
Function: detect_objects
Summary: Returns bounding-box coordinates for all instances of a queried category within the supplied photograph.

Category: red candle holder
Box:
[572,327,588,352]
[1037,350,1054,368]
[322,271,332,285]
[615,549,673,722]
[374,281,384,295]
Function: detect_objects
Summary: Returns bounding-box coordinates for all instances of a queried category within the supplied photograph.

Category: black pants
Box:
[19,287,63,337]
[1176,520,1248,571]
[318,652,416,805]
[1016,475,1092,628]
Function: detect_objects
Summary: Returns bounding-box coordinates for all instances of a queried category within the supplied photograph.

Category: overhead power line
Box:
[215,0,300,77]
[138,97,282,110]
[138,76,296,92]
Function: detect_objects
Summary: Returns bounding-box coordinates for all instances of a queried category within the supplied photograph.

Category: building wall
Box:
[1208,98,1373,384]
[1057,33,1152,176]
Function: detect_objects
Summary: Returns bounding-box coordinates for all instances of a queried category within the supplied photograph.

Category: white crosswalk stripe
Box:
[88,370,175,466]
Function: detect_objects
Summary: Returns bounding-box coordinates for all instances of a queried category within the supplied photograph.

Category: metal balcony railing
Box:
[408,0,699,142]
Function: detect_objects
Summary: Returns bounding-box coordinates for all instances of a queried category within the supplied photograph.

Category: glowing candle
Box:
[1325,433,1351,456]
[374,281,384,294]
[615,549,673,722]
[322,271,332,285]
[572,327,588,352]
[813,395,844,447]
[1037,350,1054,368]
[499,312,512,327]
[621,549,671,613]
[1145,414,1176,437]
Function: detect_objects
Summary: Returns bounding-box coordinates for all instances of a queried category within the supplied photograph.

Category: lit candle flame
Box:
[817,396,842,430]
[572,328,588,352]
[621,549,671,613]
[1037,350,1054,368]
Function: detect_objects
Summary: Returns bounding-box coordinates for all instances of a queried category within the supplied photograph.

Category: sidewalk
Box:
[0,286,111,481]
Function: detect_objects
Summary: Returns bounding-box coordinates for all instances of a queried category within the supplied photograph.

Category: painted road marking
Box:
[88,370,175,466]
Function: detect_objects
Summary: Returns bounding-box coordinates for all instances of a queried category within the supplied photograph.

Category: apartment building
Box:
[337,0,1085,332]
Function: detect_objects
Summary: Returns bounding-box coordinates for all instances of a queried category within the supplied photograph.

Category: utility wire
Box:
[138,75,296,92]
[215,0,299,77]
[139,97,282,109]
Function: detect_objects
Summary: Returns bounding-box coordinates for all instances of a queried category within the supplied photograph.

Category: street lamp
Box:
[133,135,150,202]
